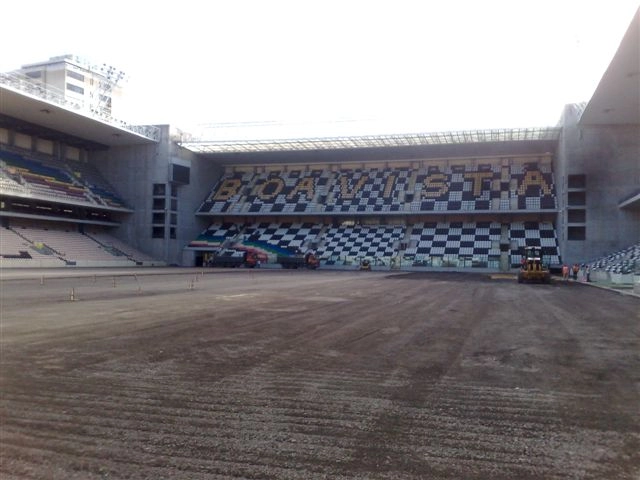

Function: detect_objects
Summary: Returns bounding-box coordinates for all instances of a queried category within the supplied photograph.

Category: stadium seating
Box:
[67,161,127,208]
[2,226,161,266]
[509,222,560,266]
[0,149,127,209]
[84,230,159,263]
[317,225,405,264]
[198,161,557,215]
[242,222,323,254]
[17,227,120,261]
[0,227,67,267]
[189,221,323,257]
[407,221,502,262]
[589,243,640,275]
[188,223,242,248]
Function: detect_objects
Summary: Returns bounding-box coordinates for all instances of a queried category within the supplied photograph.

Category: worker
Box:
[562,264,569,282]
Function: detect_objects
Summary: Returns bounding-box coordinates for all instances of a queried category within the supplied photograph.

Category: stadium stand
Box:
[189,222,240,248]
[189,221,323,258]
[241,222,323,254]
[509,221,560,267]
[17,227,122,261]
[589,243,640,275]
[84,230,160,263]
[1,225,159,266]
[407,221,502,268]
[0,148,127,209]
[0,227,66,267]
[192,156,560,269]
[317,225,405,265]
[198,160,557,215]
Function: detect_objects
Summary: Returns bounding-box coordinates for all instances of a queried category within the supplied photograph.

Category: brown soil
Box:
[1,269,639,479]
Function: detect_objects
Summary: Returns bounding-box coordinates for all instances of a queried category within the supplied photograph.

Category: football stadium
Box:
[0,11,638,278]
[0,7,638,480]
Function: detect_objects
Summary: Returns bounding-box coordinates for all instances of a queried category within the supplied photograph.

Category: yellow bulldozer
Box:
[517,246,551,284]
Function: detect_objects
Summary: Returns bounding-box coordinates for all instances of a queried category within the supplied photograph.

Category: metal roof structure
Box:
[180,127,561,154]
[0,72,160,148]
[580,8,640,125]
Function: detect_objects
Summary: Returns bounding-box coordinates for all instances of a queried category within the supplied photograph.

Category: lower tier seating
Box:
[589,243,640,274]
[2,226,159,266]
[317,225,404,260]
[191,220,561,269]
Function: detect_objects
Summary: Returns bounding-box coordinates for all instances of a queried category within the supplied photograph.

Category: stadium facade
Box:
[0,10,638,270]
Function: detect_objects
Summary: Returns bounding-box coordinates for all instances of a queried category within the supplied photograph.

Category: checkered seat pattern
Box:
[199,170,255,214]
[324,168,411,213]
[317,225,404,258]
[509,221,560,266]
[408,221,502,257]
[242,222,322,253]
[245,169,327,214]
[199,161,557,215]
[189,222,239,247]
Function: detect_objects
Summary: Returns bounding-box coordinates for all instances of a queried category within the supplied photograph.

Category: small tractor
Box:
[359,259,372,271]
[517,246,551,284]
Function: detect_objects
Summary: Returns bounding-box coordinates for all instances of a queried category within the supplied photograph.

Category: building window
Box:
[567,226,586,241]
[66,82,84,94]
[152,197,165,210]
[153,183,166,196]
[568,174,586,189]
[170,198,178,211]
[567,209,586,223]
[568,191,586,206]
[152,226,164,238]
[170,213,177,225]
[152,212,165,224]
[170,227,176,239]
[67,70,85,82]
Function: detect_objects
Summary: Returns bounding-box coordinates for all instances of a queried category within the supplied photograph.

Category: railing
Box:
[619,188,640,205]
[0,71,160,142]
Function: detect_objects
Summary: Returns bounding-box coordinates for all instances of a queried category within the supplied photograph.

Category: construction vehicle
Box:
[209,249,262,268]
[517,246,551,283]
[277,251,319,269]
[359,259,372,271]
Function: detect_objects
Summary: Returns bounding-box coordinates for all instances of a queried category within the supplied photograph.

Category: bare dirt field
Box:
[1,268,639,479]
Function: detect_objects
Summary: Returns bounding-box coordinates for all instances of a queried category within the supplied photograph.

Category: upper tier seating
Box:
[198,161,557,215]
[0,149,126,209]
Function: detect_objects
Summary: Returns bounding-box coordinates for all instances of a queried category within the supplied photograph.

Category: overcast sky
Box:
[2,1,638,137]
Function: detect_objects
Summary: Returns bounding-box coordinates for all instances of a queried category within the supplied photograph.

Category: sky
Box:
[2,0,638,138]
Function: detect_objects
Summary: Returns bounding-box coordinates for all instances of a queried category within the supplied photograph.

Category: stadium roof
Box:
[580,8,639,125]
[180,127,561,154]
[0,72,160,148]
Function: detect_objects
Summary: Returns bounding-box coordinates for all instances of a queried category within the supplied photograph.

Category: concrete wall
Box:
[92,125,222,266]
[556,104,640,264]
